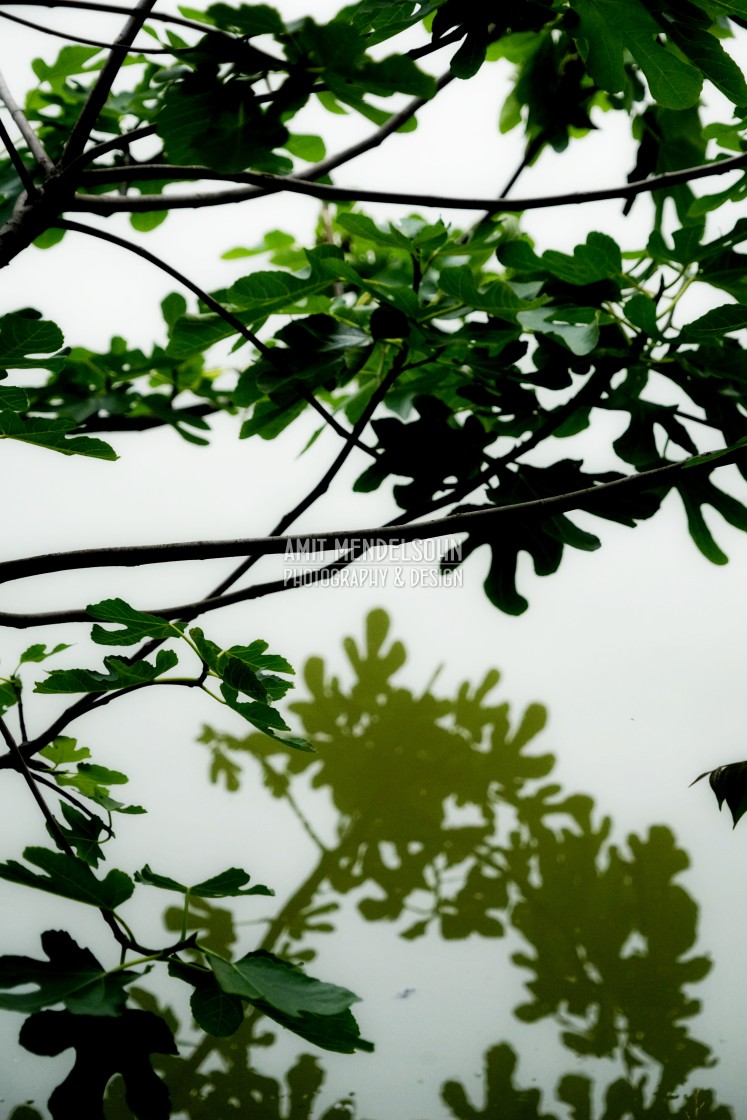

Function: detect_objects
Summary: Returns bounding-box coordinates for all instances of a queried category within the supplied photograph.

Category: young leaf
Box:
[0,847,134,910]
[52,803,107,867]
[208,949,372,1053]
[35,649,179,693]
[56,762,145,815]
[0,412,116,459]
[168,959,244,1036]
[39,737,91,767]
[135,864,273,898]
[88,598,181,645]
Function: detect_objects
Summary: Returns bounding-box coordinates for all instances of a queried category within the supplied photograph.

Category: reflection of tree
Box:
[24,609,726,1119]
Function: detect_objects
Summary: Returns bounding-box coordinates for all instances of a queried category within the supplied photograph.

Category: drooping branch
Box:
[0,0,222,35]
[56,219,376,454]
[0,447,743,599]
[59,0,159,168]
[0,114,37,195]
[0,67,54,173]
[70,150,747,215]
[0,8,174,51]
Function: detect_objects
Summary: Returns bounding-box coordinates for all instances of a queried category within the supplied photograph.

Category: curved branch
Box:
[0,115,36,195]
[70,151,747,215]
[0,8,175,51]
[56,218,275,357]
[0,446,743,599]
[0,0,215,38]
[208,347,410,598]
[56,219,374,453]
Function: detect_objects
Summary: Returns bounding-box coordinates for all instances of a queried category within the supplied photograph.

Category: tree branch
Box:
[0,446,743,599]
[0,114,37,196]
[0,8,174,51]
[59,0,159,168]
[70,151,747,215]
[0,715,76,855]
[0,67,53,173]
[208,348,409,598]
[0,0,240,36]
[56,219,376,455]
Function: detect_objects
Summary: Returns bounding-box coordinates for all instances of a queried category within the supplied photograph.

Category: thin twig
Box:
[70,150,747,215]
[0,715,76,854]
[0,0,219,34]
[0,114,36,195]
[33,770,115,836]
[209,349,409,597]
[0,67,53,173]
[0,443,742,593]
[56,219,375,454]
[0,8,175,51]
[60,0,159,167]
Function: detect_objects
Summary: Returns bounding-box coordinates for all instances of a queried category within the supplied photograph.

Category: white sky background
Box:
[3,4,747,1117]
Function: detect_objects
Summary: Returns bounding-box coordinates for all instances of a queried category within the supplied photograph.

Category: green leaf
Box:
[57,762,145,815]
[130,210,168,233]
[167,959,245,1036]
[210,949,360,1017]
[0,413,117,460]
[0,312,64,365]
[517,308,600,355]
[35,649,179,693]
[191,984,245,1036]
[0,930,137,1015]
[219,683,314,752]
[88,598,180,645]
[439,266,535,320]
[39,737,91,767]
[0,847,133,910]
[135,864,273,897]
[54,803,106,867]
[0,681,18,717]
[570,0,702,109]
[283,133,326,162]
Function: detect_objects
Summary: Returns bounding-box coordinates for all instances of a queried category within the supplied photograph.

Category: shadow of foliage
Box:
[10,609,730,1119]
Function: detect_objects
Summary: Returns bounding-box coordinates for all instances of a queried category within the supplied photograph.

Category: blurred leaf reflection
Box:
[101,610,730,1118]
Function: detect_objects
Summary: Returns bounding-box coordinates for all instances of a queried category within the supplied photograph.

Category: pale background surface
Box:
[1,5,747,1116]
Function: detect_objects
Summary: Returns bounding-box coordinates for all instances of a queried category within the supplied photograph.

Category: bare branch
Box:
[60,0,159,168]
[0,8,175,52]
[71,151,747,215]
[208,348,410,598]
[0,0,237,36]
[0,447,743,599]
[0,67,53,173]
